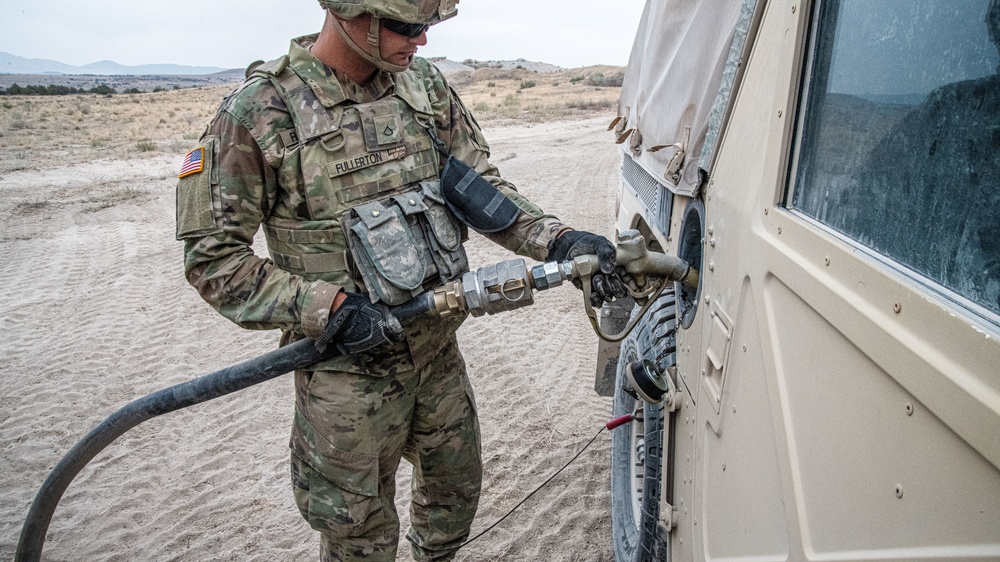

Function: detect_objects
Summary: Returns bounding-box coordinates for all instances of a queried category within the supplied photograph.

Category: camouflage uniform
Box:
[177,35,568,561]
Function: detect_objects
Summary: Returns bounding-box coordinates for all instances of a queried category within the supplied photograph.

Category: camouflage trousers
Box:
[289,337,482,561]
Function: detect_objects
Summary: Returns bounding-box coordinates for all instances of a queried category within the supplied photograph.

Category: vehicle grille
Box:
[622,155,659,215]
[621,155,671,233]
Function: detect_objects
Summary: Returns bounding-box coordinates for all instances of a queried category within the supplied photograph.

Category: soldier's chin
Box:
[393,53,417,67]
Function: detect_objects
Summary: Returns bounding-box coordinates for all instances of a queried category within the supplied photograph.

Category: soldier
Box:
[175,1,625,560]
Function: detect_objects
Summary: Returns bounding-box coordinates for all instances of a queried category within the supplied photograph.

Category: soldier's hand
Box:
[546,230,629,307]
[315,292,405,356]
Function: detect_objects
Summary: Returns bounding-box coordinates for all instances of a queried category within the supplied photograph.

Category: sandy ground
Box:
[0,115,622,561]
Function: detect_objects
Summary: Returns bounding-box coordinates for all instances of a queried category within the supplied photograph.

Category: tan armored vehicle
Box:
[598,0,1000,560]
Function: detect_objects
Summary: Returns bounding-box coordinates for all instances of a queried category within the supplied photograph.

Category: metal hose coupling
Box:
[430,258,544,318]
[425,229,699,343]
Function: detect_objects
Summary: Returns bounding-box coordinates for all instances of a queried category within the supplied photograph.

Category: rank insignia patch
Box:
[178,146,205,178]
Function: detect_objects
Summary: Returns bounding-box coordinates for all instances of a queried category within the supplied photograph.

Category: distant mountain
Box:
[0,52,229,76]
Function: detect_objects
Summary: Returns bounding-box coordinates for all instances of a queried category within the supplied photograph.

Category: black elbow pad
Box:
[440,156,519,233]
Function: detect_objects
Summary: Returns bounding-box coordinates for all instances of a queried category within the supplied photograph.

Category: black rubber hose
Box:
[15,295,435,562]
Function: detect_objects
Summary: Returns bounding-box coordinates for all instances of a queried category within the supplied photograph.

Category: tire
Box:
[610,289,678,562]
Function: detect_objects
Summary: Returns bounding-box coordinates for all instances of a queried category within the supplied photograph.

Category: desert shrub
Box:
[487,82,496,87]
[585,72,625,88]
[90,84,117,95]
[566,99,616,111]
[135,139,157,152]
[10,114,33,129]
[570,76,585,84]
[519,80,536,89]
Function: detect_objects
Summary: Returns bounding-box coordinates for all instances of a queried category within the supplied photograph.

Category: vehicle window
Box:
[789,0,1000,317]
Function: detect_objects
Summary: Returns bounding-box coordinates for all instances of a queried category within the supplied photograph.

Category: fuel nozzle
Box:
[562,229,699,342]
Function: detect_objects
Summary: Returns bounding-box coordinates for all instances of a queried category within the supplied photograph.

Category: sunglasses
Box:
[382,17,429,38]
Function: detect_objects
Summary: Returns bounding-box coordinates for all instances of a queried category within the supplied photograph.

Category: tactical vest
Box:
[253,57,468,305]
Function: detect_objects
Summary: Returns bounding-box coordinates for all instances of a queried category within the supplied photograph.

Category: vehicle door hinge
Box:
[660,503,680,533]
[665,366,683,412]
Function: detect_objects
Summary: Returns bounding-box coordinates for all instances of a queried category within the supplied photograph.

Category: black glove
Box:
[546,230,629,307]
[315,293,405,356]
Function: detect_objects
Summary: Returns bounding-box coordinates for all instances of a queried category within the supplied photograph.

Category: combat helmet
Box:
[318,0,458,72]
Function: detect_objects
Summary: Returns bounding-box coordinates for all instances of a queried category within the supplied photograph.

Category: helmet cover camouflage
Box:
[318,0,458,25]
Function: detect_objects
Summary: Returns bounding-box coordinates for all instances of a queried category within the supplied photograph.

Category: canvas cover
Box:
[614,0,758,196]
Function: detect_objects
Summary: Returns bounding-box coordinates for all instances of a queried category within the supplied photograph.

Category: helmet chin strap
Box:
[330,13,410,74]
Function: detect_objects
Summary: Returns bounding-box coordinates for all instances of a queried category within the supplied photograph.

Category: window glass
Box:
[790,0,1000,317]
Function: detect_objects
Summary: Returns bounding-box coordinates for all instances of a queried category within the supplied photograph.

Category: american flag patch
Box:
[178,146,205,178]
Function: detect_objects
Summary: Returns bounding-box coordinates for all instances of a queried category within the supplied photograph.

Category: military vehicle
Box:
[597,0,1000,560]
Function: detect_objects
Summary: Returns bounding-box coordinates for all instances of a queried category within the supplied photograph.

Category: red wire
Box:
[605,414,634,430]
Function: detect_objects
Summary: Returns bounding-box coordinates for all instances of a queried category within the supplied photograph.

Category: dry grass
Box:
[0,86,228,175]
[449,65,623,125]
[84,186,150,212]
[0,64,623,177]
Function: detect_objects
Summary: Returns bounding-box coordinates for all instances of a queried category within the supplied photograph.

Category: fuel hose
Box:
[15,294,435,562]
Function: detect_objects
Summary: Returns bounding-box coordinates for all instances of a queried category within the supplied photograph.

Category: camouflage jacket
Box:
[177,35,568,373]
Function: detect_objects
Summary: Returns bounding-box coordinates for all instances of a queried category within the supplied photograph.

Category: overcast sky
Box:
[0,0,646,70]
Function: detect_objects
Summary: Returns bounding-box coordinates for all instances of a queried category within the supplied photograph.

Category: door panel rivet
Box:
[895,485,904,498]
[905,402,914,415]
[893,301,902,313]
